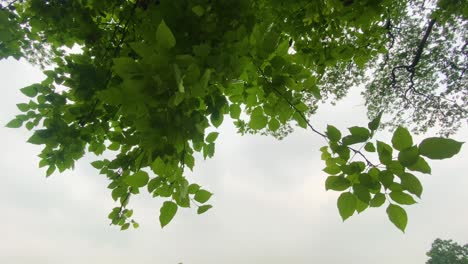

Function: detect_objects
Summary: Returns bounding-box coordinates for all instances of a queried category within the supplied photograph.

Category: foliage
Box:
[1,0,466,231]
[426,238,468,264]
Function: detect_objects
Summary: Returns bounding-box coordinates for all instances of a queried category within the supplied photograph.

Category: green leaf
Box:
[325,176,351,191]
[147,177,162,193]
[27,133,45,145]
[364,142,376,152]
[377,141,393,165]
[194,189,212,203]
[173,64,184,93]
[369,193,386,207]
[46,165,56,177]
[419,137,464,160]
[348,126,370,140]
[229,104,241,119]
[91,160,104,169]
[151,157,166,176]
[340,135,359,146]
[386,204,407,232]
[353,184,371,203]
[188,183,200,194]
[389,191,417,205]
[323,164,341,175]
[192,5,205,17]
[356,199,368,213]
[197,204,212,214]
[156,19,176,49]
[16,103,30,112]
[125,171,149,188]
[112,187,127,201]
[20,85,38,97]
[391,126,413,151]
[368,111,383,131]
[408,157,431,174]
[326,125,341,142]
[398,146,419,167]
[268,118,280,131]
[159,201,178,228]
[206,132,219,143]
[108,142,120,151]
[399,173,423,198]
[210,111,223,128]
[5,118,23,128]
[337,192,357,221]
[249,107,268,130]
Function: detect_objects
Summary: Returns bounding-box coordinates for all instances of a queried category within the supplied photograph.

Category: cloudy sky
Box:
[0,58,467,264]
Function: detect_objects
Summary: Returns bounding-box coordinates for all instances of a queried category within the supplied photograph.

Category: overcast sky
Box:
[0,58,467,264]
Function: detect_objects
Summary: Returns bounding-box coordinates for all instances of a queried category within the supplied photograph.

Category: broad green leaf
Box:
[389,191,417,205]
[358,173,374,188]
[194,189,212,203]
[408,157,431,174]
[197,204,212,214]
[108,142,120,151]
[249,107,268,130]
[125,171,149,188]
[386,160,404,175]
[147,177,163,193]
[112,187,127,201]
[173,64,184,93]
[419,137,463,160]
[27,133,45,145]
[156,20,176,49]
[323,164,341,175]
[391,126,413,151]
[398,146,419,167]
[5,118,22,128]
[268,118,280,131]
[20,84,38,97]
[206,132,219,143]
[386,204,407,232]
[151,157,166,176]
[188,184,200,194]
[121,223,130,230]
[325,176,351,191]
[159,201,178,228]
[337,192,357,221]
[368,111,383,131]
[326,125,341,142]
[369,193,386,207]
[336,146,350,161]
[353,184,371,203]
[364,142,375,152]
[377,141,393,165]
[46,165,55,177]
[91,160,104,169]
[356,199,368,213]
[389,182,404,192]
[229,104,241,119]
[348,126,370,140]
[192,5,205,17]
[210,111,223,128]
[16,103,30,112]
[399,173,423,198]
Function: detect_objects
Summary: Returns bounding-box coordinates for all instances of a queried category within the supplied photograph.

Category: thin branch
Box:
[348,146,376,167]
[256,65,327,139]
[256,65,377,167]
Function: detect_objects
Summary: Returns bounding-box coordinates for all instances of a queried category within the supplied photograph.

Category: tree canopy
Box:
[1,0,466,231]
[426,238,468,264]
